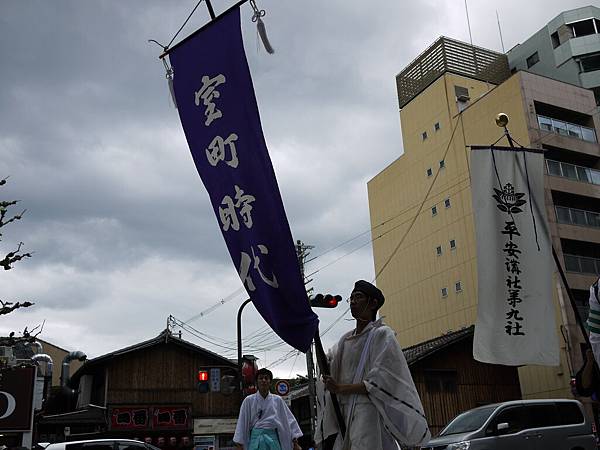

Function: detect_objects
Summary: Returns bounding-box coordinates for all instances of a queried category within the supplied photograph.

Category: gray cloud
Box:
[0,0,590,376]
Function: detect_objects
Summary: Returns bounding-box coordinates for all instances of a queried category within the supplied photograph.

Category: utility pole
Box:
[295,239,316,438]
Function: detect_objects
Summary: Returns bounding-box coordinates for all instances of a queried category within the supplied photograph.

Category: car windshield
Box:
[439,406,497,436]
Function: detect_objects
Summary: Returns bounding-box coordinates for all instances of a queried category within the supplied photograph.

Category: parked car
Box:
[421,399,595,450]
[44,439,161,450]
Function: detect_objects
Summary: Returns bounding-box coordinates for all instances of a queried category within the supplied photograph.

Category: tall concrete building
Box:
[507,6,600,105]
[368,36,600,400]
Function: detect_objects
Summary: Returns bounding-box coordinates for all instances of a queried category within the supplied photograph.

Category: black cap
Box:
[352,280,385,307]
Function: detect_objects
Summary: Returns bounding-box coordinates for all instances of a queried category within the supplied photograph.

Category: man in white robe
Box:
[234,368,303,450]
[318,280,430,449]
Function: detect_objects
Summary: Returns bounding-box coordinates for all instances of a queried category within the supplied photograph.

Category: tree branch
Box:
[0,300,34,315]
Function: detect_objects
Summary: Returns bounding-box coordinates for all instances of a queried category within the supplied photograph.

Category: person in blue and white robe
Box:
[234,368,302,450]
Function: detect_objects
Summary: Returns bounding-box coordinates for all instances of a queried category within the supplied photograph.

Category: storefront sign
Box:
[0,366,35,431]
[110,405,191,430]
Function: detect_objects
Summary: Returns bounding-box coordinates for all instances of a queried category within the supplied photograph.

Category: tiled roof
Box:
[403,326,474,366]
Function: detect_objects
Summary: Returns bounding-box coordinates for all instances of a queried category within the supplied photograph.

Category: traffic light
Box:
[310,293,342,308]
[197,369,210,393]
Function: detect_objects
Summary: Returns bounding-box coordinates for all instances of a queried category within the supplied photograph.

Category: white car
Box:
[44,439,161,450]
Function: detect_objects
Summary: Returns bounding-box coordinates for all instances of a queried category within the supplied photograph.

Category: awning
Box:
[193,418,237,435]
[39,405,107,425]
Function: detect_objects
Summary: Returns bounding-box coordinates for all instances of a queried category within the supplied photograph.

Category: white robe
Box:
[233,392,303,450]
[316,319,430,449]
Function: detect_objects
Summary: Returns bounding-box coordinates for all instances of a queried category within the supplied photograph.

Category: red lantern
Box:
[241,356,258,385]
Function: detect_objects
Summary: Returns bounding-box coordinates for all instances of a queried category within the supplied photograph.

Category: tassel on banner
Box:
[250,0,274,54]
[164,59,177,109]
[167,68,177,109]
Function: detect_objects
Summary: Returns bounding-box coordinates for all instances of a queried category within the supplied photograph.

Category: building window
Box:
[422,131,428,140]
[526,51,540,68]
[431,205,437,216]
[444,198,451,208]
[436,245,443,256]
[426,167,433,177]
[551,31,560,49]
[441,287,448,298]
[455,281,463,292]
[434,122,441,131]
[450,239,456,250]
[439,160,445,169]
[581,53,600,73]
[569,19,597,38]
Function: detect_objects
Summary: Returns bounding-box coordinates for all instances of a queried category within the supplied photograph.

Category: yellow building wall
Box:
[368,72,572,400]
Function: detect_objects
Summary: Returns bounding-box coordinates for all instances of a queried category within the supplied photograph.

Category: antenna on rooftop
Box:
[464,0,473,46]
[496,10,506,53]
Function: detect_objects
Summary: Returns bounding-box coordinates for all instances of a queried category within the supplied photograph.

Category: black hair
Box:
[255,368,273,382]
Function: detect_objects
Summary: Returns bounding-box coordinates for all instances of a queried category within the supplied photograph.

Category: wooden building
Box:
[405,326,522,437]
[38,330,241,450]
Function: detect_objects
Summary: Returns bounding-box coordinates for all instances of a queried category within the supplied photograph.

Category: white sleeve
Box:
[233,396,252,447]
[363,327,431,447]
[283,400,303,439]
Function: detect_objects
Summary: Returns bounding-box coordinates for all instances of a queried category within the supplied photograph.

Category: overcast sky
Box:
[1,0,592,377]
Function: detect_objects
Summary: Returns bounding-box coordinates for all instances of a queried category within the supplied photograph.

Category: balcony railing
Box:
[538,115,597,143]
[546,159,600,185]
[564,254,600,275]
[556,206,600,228]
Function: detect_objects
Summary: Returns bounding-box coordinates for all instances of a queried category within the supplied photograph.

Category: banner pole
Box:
[313,328,346,439]
[159,0,251,59]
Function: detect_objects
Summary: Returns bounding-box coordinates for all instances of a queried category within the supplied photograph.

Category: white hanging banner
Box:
[471,146,559,366]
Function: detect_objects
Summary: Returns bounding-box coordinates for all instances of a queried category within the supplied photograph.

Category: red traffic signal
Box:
[310,294,342,308]
[198,370,209,382]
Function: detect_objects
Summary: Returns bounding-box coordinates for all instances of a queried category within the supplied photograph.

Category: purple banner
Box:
[169,7,318,352]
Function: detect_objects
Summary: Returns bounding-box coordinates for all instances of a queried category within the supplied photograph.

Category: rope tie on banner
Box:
[250,0,274,54]
[148,0,205,109]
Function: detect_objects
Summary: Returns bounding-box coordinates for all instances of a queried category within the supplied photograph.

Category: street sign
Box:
[210,368,221,392]
[274,380,290,396]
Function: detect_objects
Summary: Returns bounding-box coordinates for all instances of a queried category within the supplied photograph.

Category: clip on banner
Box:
[168,7,318,353]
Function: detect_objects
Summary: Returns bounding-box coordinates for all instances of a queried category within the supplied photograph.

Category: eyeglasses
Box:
[347,292,367,303]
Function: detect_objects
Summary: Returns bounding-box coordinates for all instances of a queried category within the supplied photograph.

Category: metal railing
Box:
[395,37,510,109]
[545,159,600,185]
[555,205,600,228]
[537,115,597,143]
[564,254,600,275]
